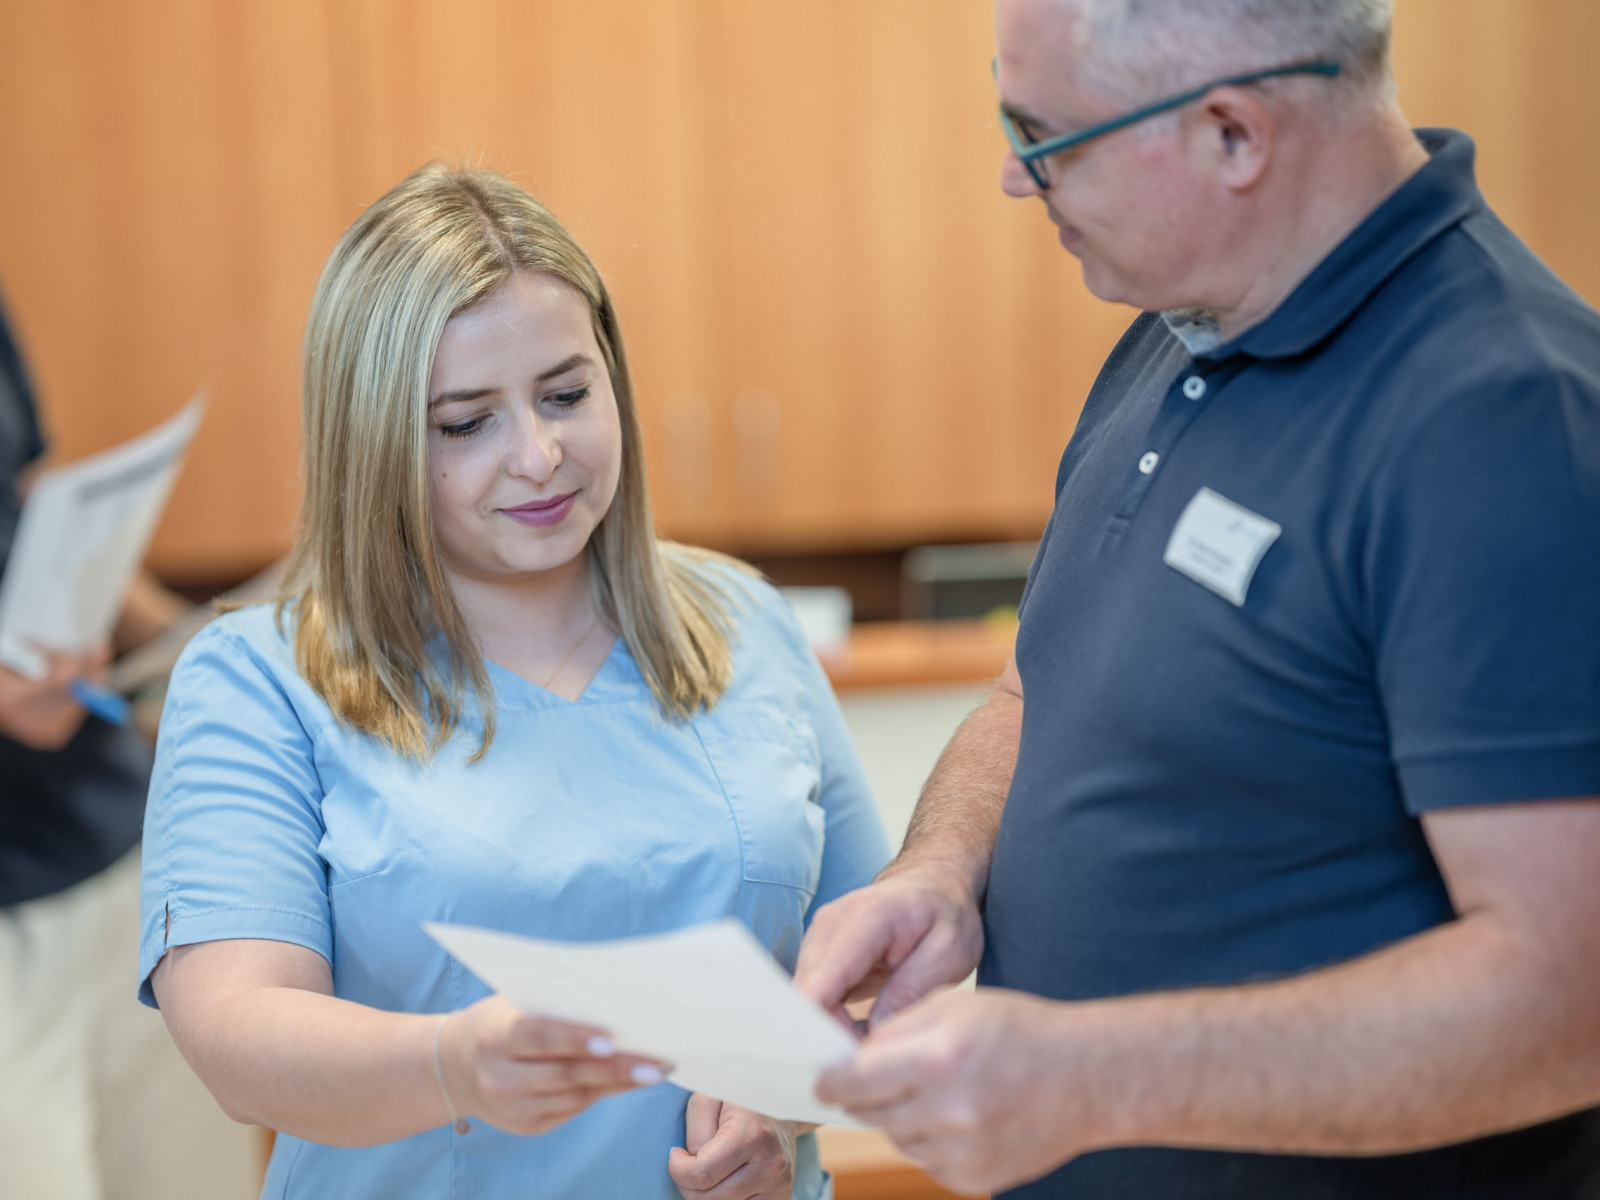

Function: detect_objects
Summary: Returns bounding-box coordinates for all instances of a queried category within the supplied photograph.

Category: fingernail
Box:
[630,1063,664,1086]
[587,1036,616,1058]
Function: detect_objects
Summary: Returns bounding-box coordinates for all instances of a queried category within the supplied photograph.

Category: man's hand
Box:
[816,988,1092,1196]
[797,654,1021,1031]
[793,867,984,1031]
[668,1094,798,1200]
[0,642,108,750]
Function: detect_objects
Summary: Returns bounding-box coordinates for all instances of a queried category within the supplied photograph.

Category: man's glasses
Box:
[998,59,1342,190]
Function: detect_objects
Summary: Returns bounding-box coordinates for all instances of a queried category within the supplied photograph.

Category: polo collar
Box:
[1206,128,1485,362]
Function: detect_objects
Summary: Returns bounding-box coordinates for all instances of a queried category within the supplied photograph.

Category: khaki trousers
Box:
[0,848,258,1200]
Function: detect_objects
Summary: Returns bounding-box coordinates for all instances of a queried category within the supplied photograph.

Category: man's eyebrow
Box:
[1001,100,1051,136]
[428,354,595,408]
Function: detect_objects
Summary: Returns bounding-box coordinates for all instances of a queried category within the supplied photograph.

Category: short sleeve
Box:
[1371,370,1600,812]
[138,621,332,1006]
[764,595,892,917]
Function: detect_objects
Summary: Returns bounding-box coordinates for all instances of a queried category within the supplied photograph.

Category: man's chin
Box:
[1075,258,1133,307]
[1054,221,1086,255]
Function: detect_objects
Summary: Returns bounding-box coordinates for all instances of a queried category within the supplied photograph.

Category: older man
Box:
[795,1,1600,1196]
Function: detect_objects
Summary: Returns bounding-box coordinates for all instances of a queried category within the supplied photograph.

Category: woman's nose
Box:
[509,412,561,481]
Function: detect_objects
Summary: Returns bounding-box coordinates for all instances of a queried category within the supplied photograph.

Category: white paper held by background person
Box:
[0,397,203,678]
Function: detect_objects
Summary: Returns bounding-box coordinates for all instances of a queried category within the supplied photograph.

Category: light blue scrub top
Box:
[138,571,890,1200]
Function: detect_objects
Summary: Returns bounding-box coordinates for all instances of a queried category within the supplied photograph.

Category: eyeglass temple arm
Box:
[1007,59,1342,164]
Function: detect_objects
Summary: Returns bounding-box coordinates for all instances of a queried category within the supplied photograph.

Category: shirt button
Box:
[1138,451,1160,474]
[1182,375,1207,400]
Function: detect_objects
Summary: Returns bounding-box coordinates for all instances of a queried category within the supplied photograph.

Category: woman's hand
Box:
[668,1093,800,1200]
[441,995,666,1136]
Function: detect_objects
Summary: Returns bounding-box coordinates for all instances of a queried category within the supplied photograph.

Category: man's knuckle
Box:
[927,1046,960,1079]
[945,1097,982,1135]
[686,1163,715,1188]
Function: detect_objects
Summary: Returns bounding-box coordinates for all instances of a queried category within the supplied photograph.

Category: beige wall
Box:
[0,0,1594,580]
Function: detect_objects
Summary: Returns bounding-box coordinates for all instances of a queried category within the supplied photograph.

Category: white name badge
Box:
[1163,487,1282,607]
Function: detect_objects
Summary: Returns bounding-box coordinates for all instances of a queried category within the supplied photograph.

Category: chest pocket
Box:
[695,701,825,897]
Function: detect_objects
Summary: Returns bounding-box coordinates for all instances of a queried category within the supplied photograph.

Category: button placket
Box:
[1111,365,1227,521]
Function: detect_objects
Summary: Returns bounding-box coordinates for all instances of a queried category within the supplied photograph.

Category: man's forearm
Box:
[1073,908,1600,1156]
[114,570,188,654]
[889,682,1021,906]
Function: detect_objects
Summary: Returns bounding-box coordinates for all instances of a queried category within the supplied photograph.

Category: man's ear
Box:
[1195,86,1275,191]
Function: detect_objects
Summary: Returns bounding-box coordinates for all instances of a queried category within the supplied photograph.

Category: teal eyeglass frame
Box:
[998,59,1342,189]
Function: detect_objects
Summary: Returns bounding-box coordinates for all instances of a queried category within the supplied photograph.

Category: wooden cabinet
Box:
[0,1,1596,579]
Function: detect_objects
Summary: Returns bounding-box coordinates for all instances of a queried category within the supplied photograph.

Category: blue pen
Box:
[71,679,132,726]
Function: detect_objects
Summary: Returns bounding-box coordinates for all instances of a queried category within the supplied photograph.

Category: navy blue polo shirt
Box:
[981,129,1600,1198]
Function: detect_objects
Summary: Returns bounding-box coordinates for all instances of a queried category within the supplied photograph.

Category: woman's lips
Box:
[500,491,577,528]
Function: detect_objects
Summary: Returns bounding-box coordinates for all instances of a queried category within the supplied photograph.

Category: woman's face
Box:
[426,270,622,587]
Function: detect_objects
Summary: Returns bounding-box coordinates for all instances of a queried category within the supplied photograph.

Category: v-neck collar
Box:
[484,634,632,710]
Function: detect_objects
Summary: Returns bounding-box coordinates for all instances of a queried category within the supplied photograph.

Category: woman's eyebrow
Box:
[429,386,495,409]
[428,355,594,409]
[536,352,593,382]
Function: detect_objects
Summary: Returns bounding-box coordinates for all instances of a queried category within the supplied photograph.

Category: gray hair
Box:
[1068,0,1395,113]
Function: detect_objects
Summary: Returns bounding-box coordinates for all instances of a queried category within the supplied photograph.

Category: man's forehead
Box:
[995,0,1093,121]
[996,0,1087,61]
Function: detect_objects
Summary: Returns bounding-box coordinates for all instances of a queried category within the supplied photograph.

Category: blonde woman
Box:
[137,165,889,1200]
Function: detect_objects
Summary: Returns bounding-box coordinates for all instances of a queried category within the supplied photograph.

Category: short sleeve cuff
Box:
[1397,740,1600,814]
[138,904,332,1008]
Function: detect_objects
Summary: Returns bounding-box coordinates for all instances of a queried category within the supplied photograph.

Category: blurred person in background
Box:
[138,165,889,1200]
[0,291,259,1198]
[797,0,1600,1196]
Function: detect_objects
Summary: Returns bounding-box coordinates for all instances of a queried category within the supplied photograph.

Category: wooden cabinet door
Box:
[705,0,1118,552]
[1,0,1598,576]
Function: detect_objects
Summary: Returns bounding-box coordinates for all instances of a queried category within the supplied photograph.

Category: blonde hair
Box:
[279,163,745,760]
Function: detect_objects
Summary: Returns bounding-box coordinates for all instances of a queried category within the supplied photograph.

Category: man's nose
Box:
[1001,150,1043,199]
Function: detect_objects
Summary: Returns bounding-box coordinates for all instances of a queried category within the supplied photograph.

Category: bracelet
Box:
[432,1012,471,1135]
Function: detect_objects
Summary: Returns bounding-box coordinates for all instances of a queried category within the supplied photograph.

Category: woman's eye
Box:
[437,416,485,440]
[550,385,591,409]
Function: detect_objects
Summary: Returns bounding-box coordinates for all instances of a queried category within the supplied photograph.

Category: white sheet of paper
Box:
[0,398,203,678]
[425,919,865,1128]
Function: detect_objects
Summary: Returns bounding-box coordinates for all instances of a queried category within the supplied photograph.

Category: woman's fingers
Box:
[469,1052,667,1137]
[478,1053,660,1099]
[495,1087,613,1136]
[449,997,671,1137]
[502,1013,616,1059]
